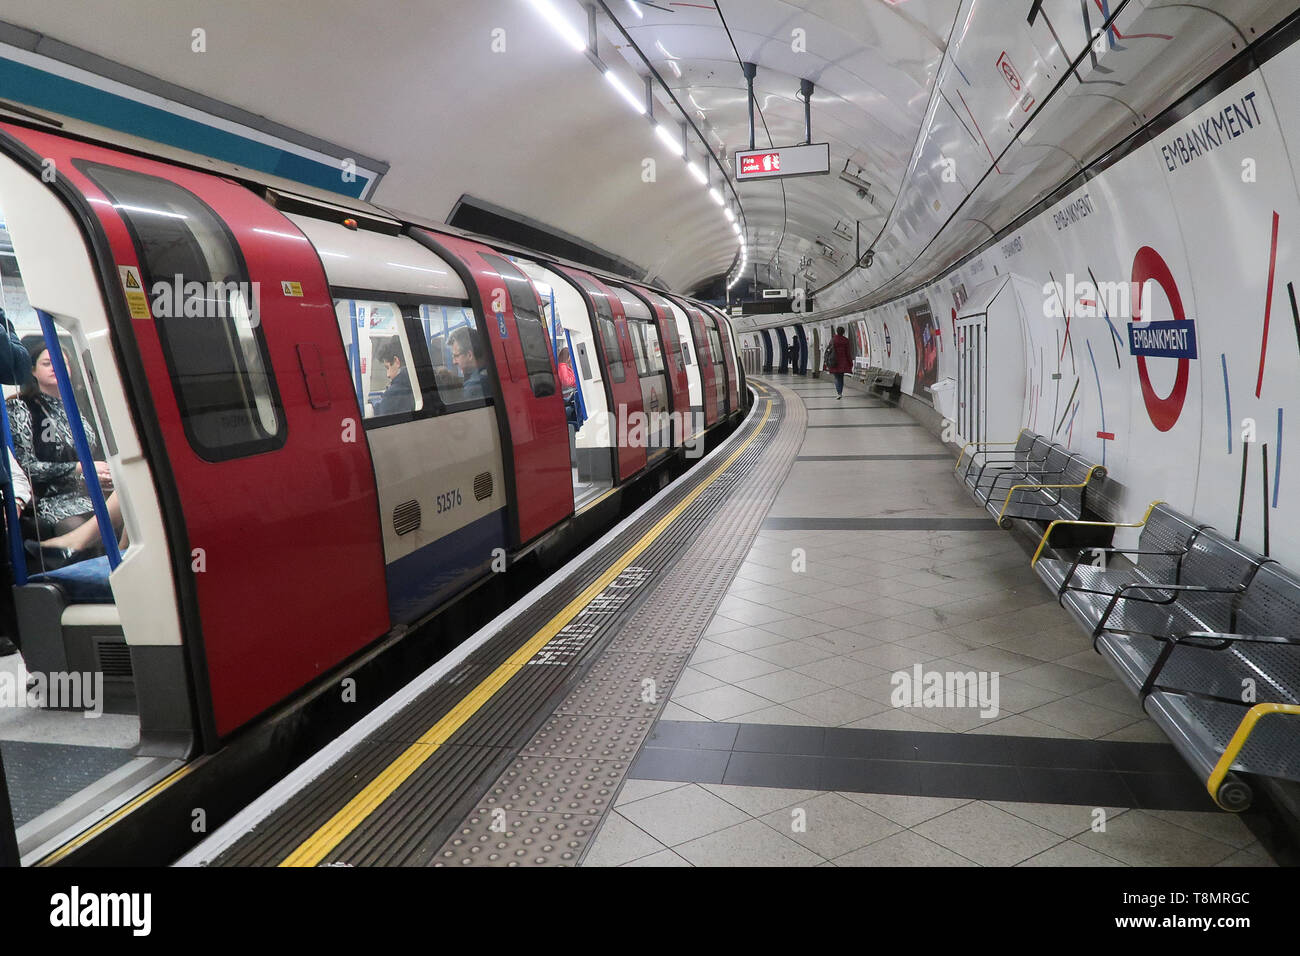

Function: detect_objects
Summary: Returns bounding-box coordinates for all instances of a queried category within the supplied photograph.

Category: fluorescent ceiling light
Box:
[709,187,724,206]
[525,0,586,52]
[687,161,707,184]
[654,124,684,156]
[604,70,646,114]
[724,207,735,222]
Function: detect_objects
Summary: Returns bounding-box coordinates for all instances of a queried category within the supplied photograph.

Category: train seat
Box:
[29,555,114,604]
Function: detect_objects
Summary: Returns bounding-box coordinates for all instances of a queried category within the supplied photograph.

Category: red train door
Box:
[413,231,572,545]
[17,128,391,739]
[628,286,690,447]
[553,267,646,483]
[708,307,743,416]
[678,301,719,427]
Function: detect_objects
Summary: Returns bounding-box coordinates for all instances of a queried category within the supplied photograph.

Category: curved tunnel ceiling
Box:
[0,0,1295,307]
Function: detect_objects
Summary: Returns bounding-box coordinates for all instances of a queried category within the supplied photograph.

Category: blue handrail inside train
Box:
[36,311,121,569]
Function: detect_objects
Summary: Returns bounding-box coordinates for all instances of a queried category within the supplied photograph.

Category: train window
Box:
[708,325,725,366]
[641,320,665,374]
[331,299,424,424]
[626,319,650,377]
[419,303,495,408]
[479,253,555,398]
[78,161,284,460]
[565,274,624,383]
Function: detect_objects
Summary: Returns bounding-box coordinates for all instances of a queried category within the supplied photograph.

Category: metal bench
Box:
[984,448,1105,530]
[864,368,900,395]
[1101,561,1300,811]
[957,430,1055,502]
[1030,502,1203,599]
[1057,526,1264,643]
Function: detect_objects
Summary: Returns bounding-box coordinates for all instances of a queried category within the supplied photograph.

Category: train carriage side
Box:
[511,258,616,506]
[607,284,671,461]
[700,303,745,417]
[623,285,691,452]
[0,123,393,743]
[551,266,647,484]
[409,230,573,547]
[286,213,512,625]
[667,296,720,428]
[659,297,704,442]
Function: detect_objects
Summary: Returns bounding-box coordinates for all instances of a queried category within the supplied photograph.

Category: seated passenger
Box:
[449,326,489,400]
[373,336,414,416]
[557,346,577,392]
[8,336,124,569]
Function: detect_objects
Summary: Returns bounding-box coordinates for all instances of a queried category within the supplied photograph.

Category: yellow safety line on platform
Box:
[36,763,196,866]
[280,399,774,866]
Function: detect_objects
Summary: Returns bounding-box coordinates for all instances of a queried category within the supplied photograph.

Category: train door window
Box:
[642,321,665,373]
[78,161,284,460]
[680,337,693,366]
[688,313,709,363]
[330,298,423,424]
[419,302,494,408]
[626,320,651,377]
[569,274,625,383]
[479,253,555,398]
[707,324,725,366]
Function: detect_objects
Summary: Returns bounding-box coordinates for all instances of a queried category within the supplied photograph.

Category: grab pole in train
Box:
[35,311,120,569]
[0,396,28,585]
[549,289,560,360]
[347,301,364,404]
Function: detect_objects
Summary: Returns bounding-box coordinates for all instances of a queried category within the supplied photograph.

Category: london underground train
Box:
[0,107,745,855]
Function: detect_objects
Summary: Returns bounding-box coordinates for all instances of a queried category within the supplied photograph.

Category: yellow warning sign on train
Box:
[117,265,150,319]
[281,281,303,297]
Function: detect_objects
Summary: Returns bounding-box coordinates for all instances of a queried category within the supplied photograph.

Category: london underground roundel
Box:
[1130,246,1192,432]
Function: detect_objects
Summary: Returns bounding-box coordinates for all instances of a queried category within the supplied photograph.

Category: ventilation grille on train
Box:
[474,472,493,501]
[393,499,422,535]
[95,639,133,678]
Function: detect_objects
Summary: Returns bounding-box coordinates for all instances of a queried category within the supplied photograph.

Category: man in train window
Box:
[449,326,489,401]
[373,336,415,416]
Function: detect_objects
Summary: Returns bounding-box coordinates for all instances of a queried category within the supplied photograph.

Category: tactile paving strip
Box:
[435,378,807,865]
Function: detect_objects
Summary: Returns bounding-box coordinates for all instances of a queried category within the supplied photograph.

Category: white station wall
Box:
[818,37,1300,567]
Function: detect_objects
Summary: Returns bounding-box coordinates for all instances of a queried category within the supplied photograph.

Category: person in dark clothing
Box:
[373,336,414,416]
[449,326,489,401]
[826,325,853,399]
[0,312,30,656]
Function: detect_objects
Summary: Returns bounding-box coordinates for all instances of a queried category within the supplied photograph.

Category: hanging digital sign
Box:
[734,143,831,182]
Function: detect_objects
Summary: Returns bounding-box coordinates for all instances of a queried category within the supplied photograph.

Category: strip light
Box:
[604,69,646,114]
[524,0,587,52]
[687,161,708,184]
[654,123,684,156]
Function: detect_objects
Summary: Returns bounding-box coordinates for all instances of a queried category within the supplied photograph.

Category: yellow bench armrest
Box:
[1208,703,1300,810]
[1030,500,1164,565]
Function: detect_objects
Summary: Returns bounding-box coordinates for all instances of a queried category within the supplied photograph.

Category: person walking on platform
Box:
[826,325,852,399]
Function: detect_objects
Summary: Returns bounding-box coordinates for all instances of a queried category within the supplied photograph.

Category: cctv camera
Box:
[861,249,874,268]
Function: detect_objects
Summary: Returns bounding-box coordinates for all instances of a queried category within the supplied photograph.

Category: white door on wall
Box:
[955,311,987,445]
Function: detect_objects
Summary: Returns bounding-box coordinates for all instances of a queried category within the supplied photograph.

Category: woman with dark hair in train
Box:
[826,325,853,399]
[7,335,123,568]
